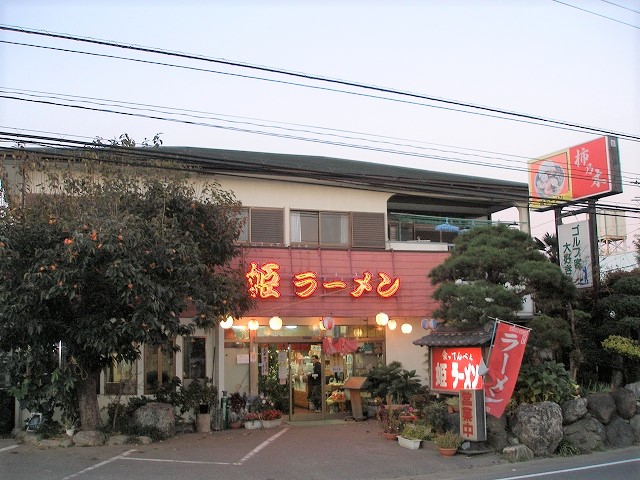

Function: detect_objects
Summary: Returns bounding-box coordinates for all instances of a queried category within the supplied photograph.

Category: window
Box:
[290,211,349,246]
[237,208,284,244]
[105,358,137,395]
[144,345,175,394]
[183,337,206,381]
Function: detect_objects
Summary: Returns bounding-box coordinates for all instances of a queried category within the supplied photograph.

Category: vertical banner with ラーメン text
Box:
[483,321,530,418]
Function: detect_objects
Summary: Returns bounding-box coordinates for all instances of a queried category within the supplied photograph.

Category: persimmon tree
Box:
[0,145,252,429]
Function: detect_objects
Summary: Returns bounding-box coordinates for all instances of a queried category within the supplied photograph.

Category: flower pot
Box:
[398,436,422,450]
[244,419,262,430]
[261,419,282,428]
[383,432,399,440]
[438,447,458,456]
[229,421,243,429]
[399,415,417,422]
[196,413,211,433]
[65,428,76,437]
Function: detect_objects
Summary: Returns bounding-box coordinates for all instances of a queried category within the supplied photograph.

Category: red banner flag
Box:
[483,321,530,418]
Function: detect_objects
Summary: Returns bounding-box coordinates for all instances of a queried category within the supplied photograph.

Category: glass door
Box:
[288,342,323,420]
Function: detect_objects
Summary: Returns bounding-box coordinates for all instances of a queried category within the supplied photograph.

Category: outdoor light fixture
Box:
[322,316,334,330]
[247,319,259,331]
[220,316,234,329]
[269,316,282,330]
[387,319,397,331]
[401,323,412,334]
[375,312,389,326]
[353,327,364,338]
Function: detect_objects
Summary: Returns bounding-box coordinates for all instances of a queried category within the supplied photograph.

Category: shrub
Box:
[422,400,448,433]
[513,361,576,405]
[434,430,462,449]
[401,423,430,440]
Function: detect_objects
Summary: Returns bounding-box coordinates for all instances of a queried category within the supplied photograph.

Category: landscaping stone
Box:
[605,417,634,448]
[107,434,130,445]
[624,381,640,401]
[510,401,563,456]
[611,387,637,420]
[561,397,587,424]
[502,444,534,462]
[586,392,616,425]
[562,415,605,453]
[133,402,175,437]
[629,414,640,443]
[73,430,105,446]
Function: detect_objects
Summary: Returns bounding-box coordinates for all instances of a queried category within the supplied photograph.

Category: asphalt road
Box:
[1,419,639,480]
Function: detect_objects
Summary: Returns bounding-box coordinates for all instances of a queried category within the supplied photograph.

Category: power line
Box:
[599,0,640,15]
[1,26,639,142]
[553,0,640,29]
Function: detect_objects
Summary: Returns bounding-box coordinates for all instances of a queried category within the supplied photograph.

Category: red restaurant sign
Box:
[431,347,483,392]
[483,321,530,418]
[528,136,622,211]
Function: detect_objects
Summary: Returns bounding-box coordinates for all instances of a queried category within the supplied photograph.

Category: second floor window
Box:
[290,211,349,246]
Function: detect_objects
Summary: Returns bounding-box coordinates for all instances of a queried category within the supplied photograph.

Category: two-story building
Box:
[2,146,530,424]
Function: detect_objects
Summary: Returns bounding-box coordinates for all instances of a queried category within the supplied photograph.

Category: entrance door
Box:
[288,342,323,420]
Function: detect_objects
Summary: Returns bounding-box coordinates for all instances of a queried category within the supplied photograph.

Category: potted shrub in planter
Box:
[398,423,429,450]
[243,412,262,429]
[182,378,217,433]
[227,392,246,429]
[434,430,462,456]
[261,409,283,428]
[376,405,401,439]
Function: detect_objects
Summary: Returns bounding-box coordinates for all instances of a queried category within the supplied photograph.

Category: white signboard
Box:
[558,220,593,288]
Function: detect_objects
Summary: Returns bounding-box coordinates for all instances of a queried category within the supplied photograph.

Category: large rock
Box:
[630,414,640,443]
[611,387,637,420]
[624,381,640,401]
[510,402,563,456]
[502,444,534,462]
[605,417,634,448]
[586,392,617,425]
[73,430,105,446]
[133,402,175,437]
[562,415,605,453]
[561,397,587,424]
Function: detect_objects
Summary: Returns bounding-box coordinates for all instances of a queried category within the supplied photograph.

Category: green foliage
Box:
[105,396,152,435]
[434,430,462,449]
[525,315,572,362]
[258,346,290,413]
[602,335,640,360]
[0,148,253,428]
[401,422,431,440]
[429,224,574,330]
[365,361,425,404]
[557,439,581,457]
[422,400,448,433]
[514,361,576,404]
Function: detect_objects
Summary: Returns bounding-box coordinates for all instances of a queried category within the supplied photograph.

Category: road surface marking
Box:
[62,448,137,479]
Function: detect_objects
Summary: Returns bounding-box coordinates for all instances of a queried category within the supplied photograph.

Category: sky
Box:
[1,0,639,249]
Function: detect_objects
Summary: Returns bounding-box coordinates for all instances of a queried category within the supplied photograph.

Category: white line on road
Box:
[62,448,137,480]
[496,458,640,480]
[124,457,233,465]
[0,445,18,453]
[237,427,289,465]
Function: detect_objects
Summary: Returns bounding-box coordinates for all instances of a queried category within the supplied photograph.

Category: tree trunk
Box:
[567,303,582,381]
[77,370,102,430]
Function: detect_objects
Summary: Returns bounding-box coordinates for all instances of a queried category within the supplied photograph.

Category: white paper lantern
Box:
[401,323,412,334]
[269,316,282,330]
[421,318,437,330]
[220,316,234,329]
[387,319,397,331]
[248,319,259,331]
[322,316,334,330]
[375,312,389,326]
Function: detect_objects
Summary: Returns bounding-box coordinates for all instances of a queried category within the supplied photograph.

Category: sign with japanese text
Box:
[459,389,486,441]
[245,261,400,300]
[557,220,593,288]
[483,321,530,418]
[431,347,483,392]
[528,136,622,211]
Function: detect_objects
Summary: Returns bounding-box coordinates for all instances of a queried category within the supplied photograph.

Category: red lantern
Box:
[322,316,334,330]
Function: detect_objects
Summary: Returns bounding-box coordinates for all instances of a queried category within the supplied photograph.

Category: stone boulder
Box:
[561,397,587,424]
[486,413,509,451]
[562,415,605,453]
[586,392,616,425]
[73,430,105,446]
[510,402,563,456]
[133,402,175,437]
[502,444,534,462]
[605,417,634,448]
[611,387,637,420]
[624,381,640,401]
[630,414,640,443]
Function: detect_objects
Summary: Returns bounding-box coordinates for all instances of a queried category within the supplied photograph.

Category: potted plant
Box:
[376,405,401,439]
[244,412,262,429]
[182,378,217,433]
[434,430,462,456]
[261,409,283,428]
[445,396,460,414]
[398,405,417,422]
[227,392,246,429]
[366,361,425,405]
[398,423,430,450]
[61,415,78,437]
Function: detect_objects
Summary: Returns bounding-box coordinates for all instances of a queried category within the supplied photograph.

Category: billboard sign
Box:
[431,347,483,392]
[557,220,593,288]
[529,136,622,211]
